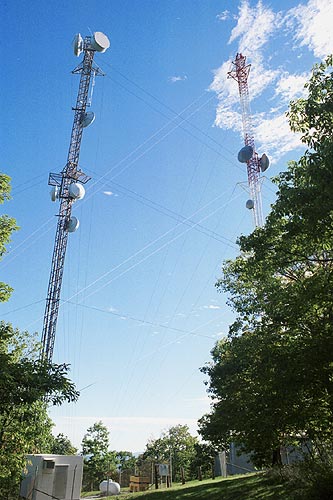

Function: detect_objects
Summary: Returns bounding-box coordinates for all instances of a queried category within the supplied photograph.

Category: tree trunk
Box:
[272,447,282,466]
[211,462,215,480]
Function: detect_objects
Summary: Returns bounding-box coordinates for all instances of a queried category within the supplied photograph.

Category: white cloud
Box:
[169,75,188,83]
[287,0,333,58]
[229,0,281,55]
[108,306,118,313]
[210,1,280,136]
[209,0,320,162]
[103,191,113,196]
[254,113,302,160]
[216,10,230,21]
[210,60,239,100]
[214,105,242,132]
[275,72,309,102]
[203,304,221,310]
[227,1,280,98]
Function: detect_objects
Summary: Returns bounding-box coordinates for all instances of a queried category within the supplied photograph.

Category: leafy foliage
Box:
[50,433,78,455]
[192,442,217,479]
[0,401,54,497]
[276,457,333,500]
[81,421,117,491]
[116,450,137,471]
[0,173,79,497]
[0,323,79,498]
[0,322,79,412]
[143,425,198,482]
[0,173,18,302]
[199,56,333,466]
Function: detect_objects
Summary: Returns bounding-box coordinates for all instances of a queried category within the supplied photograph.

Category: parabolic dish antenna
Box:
[246,199,254,210]
[259,153,269,172]
[238,145,253,163]
[91,31,110,52]
[81,111,95,128]
[73,33,83,57]
[67,216,80,233]
[69,182,85,200]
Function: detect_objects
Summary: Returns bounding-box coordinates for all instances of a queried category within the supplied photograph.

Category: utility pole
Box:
[41,32,110,362]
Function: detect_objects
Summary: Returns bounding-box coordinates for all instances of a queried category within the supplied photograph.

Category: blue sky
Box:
[1,0,332,452]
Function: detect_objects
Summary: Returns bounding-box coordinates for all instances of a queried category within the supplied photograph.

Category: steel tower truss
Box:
[41,36,105,362]
[228,53,264,228]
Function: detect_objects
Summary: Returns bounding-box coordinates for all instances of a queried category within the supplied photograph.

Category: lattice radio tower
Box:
[228,53,269,228]
[41,32,110,362]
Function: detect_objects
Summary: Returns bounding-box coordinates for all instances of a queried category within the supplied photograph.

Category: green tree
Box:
[81,421,117,491]
[192,442,217,479]
[115,451,137,472]
[50,433,78,455]
[0,174,79,498]
[199,56,333,467]
[143,425,198,482]
[0,173,18,302]
[0,322,79,498]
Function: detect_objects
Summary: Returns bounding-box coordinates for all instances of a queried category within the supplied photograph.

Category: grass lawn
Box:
[84,472,294,499]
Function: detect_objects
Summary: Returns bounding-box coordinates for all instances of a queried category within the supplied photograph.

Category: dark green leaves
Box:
[200,56,333,467]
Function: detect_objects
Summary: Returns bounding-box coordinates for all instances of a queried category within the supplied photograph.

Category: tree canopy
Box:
[50,433,78,455]
[0,173,18,301]
[199,56,333,466]
[81,421,118,491]
[0,174,80,497]
[143,425,198,482]
[0,323,79,498]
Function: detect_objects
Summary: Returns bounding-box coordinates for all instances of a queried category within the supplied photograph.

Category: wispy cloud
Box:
[229,0,281,57]
[168,75,188,83]
[209,0,332,163]
[103,191,113,196]
[203,304,221,310]
[287,0,333,58]
[255,113,302,157]
[216,10,230,22]
[275,73,309,103]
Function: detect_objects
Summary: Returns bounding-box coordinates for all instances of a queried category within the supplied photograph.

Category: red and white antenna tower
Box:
[41,32,110,362]
[228,53,269,228]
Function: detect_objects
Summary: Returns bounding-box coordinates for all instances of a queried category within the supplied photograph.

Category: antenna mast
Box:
[41,32,110,362]
[228,53,269,228]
